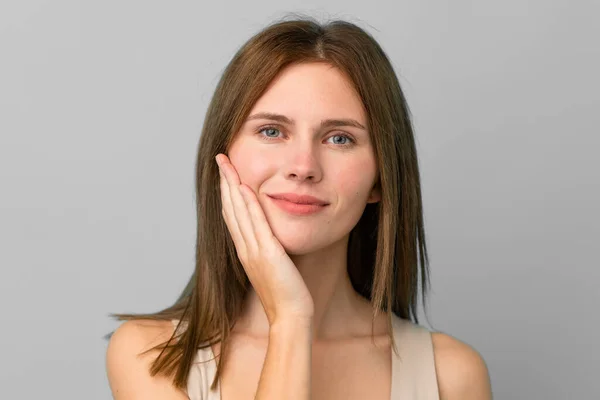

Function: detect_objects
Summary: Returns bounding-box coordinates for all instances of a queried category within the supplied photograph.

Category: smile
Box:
[267,196,329,216]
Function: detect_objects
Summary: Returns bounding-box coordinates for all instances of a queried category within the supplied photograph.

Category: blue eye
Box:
[257,126,355,148]
[327,135,352,145]
[259,127,281,138]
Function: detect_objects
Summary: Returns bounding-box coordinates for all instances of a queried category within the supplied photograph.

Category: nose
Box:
[282,141,323,183]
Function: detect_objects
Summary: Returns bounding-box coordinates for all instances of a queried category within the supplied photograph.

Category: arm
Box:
[216,154,314,399]
[254,319,313,400]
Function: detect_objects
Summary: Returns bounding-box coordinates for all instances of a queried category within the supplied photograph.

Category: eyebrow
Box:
[246,112,367,131]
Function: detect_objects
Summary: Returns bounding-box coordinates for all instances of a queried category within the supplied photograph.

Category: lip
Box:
[267,193,329,206]
[267,193,329,216]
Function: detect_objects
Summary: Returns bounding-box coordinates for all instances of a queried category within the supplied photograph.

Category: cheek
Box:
[334,160,377,201]
[228,146,273,190]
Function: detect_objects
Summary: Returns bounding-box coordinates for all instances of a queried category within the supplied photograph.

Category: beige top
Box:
[171,313,439,400]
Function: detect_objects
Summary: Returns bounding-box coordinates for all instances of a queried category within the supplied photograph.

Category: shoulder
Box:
[431,332,493,400]
[106,319,188,399]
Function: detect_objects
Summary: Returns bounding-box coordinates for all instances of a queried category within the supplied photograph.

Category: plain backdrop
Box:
[1,1,598,399]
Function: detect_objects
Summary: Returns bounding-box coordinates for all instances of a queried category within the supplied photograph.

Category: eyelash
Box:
[256,125,356,148]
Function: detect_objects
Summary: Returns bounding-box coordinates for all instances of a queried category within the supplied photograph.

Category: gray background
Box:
[1,1,598,399]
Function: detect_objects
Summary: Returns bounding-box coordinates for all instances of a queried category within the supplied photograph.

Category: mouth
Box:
[267,194,329,216]
[267,193,329,206]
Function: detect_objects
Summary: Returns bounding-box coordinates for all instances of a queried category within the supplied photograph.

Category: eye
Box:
[257,126,282,139]
[326,134,354,147]
[256,125,355,148]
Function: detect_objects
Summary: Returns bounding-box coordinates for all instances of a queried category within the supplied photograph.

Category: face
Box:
[227,62,380,255]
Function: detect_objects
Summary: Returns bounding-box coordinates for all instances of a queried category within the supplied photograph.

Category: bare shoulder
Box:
[431,332,493,400]
[106,319,189,400]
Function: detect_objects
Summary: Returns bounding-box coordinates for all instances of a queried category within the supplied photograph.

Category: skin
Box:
[224,62,382,342]
[218,62,493,399]
[105,62,493,400]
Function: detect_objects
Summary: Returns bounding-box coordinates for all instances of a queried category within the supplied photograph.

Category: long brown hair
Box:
[106,13,431,392]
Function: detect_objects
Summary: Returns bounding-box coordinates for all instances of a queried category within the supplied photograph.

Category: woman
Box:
[105,15,492,400]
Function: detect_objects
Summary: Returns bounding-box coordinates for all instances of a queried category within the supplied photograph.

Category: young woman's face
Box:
[228,62,380,255]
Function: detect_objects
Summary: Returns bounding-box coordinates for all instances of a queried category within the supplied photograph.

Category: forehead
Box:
[249,63,367,126]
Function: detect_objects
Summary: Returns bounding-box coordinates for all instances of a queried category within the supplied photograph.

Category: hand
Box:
[216,153,314,325]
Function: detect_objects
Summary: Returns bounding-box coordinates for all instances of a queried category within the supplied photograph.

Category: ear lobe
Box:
[367,183,381,204]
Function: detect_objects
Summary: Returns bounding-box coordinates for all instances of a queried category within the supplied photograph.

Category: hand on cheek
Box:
[215,153,315,324]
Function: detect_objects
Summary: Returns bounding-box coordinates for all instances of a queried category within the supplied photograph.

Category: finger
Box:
[239,184,281,254]
[217,155,274,250]
[218,159,246,255]
[217,155,259,253]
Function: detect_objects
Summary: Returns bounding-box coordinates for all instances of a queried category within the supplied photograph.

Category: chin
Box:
[271,231,321,256]
[275,230,344,257]
[276,237,316,256]
[265,214,343,256]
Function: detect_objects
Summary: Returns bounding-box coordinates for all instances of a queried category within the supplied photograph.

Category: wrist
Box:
[269,317,313,335]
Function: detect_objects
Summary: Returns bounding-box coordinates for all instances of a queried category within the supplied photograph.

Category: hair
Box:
[105,13,431,392]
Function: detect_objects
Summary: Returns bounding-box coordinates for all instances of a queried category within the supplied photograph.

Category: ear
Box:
[366,181,381,204]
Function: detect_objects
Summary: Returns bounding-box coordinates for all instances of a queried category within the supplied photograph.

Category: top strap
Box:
[390,315,440,400]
